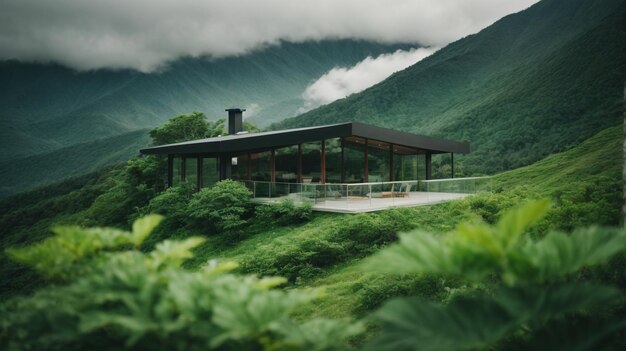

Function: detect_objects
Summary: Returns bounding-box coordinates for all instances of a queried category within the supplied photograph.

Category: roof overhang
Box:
[140,122,469,156]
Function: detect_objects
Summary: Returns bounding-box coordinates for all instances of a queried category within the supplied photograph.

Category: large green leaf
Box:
[366,283,622,351]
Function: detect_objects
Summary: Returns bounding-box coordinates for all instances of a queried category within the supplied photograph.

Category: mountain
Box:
[0,40,413,197]
[274,0,626,175]
[0,40,413,162]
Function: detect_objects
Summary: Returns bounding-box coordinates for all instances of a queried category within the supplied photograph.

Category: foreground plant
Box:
[1,215,361,351]
[363,200,626,351]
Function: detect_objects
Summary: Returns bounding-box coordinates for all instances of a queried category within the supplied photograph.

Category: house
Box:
[140,108,469,188]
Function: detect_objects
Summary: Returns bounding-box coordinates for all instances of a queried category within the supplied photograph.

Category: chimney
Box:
[225,108,245,135]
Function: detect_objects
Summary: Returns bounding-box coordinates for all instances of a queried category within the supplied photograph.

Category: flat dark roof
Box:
[140,122,469,155]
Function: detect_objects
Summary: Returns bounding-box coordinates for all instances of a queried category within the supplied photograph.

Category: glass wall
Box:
[325,138,342,183]
[301,141,322,183]
[184,157,198,186]
[250,151,272,181]
[343,136,365,183]
[392,145,419,181]
[172,156,182,186]
[367,139,391,182]
[202,157,219,188]
[275,145,298,183]
[231,153,249,181]
[417,154,426,180]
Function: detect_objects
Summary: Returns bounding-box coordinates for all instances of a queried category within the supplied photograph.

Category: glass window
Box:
[172,156,182,186]
[202,157,219,188]
[368,139,390,182]
[250,151,272,181]
[343,136,365,183]
[393,145,419,181]
[301,141,322,183]
[231,153,249,181]
[275,145,298,183]
[417,154,426,180]
[325,138,342,183]
[185,157,198,186]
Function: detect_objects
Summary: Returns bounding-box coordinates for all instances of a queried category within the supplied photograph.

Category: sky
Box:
[0,0,539,73]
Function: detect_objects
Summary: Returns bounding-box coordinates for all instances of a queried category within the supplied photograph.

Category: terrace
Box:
[140,109,485,212]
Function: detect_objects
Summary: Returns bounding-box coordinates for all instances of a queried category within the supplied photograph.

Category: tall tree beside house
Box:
[149,112,226,146]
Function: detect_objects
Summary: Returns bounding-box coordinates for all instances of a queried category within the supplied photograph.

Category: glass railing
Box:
[241,176,491,211]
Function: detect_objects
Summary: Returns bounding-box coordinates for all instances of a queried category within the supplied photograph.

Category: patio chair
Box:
[393,183,412,197]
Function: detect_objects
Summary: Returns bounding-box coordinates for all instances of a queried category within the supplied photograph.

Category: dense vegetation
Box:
[275,0,626,176]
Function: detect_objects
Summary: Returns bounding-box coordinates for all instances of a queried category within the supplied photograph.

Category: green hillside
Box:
[0,130,151,198]
[274,0,626,175]
[1,124,621,301]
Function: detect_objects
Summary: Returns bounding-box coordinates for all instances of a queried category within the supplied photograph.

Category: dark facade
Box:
[140,113,469,189]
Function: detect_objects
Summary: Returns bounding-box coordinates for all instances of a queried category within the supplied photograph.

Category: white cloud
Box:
[0,0,539,72]
[300,47,437,112]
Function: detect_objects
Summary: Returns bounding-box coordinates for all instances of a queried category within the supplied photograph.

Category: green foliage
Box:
[149,112,225,146]
[187,180,253,232]
[364,201,626,351]
[1,216,362,351]
[255,199,313,227]
[139,183,195,224]
[366,284,623,351]
[5,215,164,279]
[366,200,626,285]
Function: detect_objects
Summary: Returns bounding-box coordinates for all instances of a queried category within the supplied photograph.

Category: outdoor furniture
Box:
[392,183,412,197]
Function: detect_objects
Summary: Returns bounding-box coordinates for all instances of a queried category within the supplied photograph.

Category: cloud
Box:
[300,47,437,112]
[0,0,539,72]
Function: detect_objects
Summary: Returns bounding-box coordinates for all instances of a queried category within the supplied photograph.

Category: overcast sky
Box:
[0,0,539,72]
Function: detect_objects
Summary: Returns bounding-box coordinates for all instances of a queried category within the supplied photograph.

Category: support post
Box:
[297,144,302,183]
[364,139,369,183]
[389,144,394,182]
[219,155,232,180]
[340,138,345,183]
[451,153,454,179]
[425,153,432,180]
[197,157,203,190]
[167,155,173,187]
[181,157,187,181]
[271,149,276,183]
[247,152,252,181]
[321,140,326,184]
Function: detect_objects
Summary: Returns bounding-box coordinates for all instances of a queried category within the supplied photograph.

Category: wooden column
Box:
[321,140,326,184]
[425,153,432,180]
[271,150,276,183]
[297,144,302,183]
[197,157,203,190]
[167,155,173,187]
[364,139,369,182]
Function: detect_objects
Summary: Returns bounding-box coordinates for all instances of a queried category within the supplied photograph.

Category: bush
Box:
[187,180,252,233]
[254,199,313,227]
[1,215,363,351]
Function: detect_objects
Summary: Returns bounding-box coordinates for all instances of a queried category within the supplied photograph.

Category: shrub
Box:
[254,199,313,227]
[187,180,252,233]
[364,200,626,351]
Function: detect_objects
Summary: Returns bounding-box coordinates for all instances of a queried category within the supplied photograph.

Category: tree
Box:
[149,112,226,146]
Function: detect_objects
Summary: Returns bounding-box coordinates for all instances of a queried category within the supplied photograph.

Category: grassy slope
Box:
[195,125,622,320]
